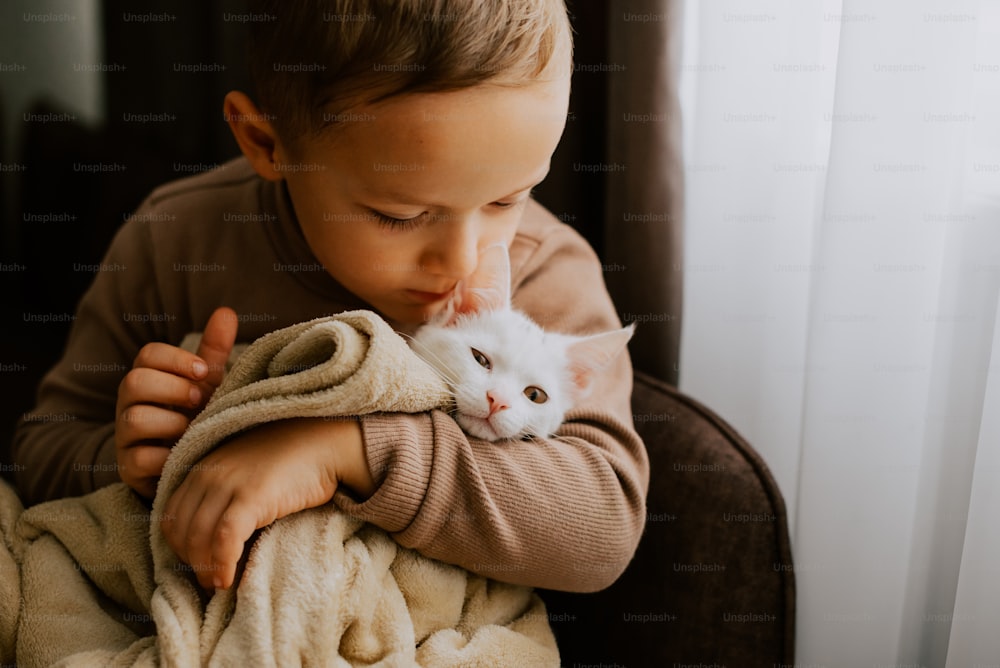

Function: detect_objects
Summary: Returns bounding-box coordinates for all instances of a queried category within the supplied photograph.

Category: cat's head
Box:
[411,245,634,442]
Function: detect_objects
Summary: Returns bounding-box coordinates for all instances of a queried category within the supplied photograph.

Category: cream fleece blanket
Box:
[4,311,559,667]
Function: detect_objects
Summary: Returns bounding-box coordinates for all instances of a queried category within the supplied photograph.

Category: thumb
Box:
[196,306,239,390]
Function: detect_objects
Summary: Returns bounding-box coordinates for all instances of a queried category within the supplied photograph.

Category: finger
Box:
[116,404,190,449]
[186,490,250,591]
[160,477,207,568]
[133,341,214,382]
[208,497,260,590]
[119,444,172,497]
[117,367,203,414]
[185,488,235,590]
[196,307,239,390]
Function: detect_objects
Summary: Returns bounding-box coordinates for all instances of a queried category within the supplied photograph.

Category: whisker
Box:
[425,363,461,388]
[410,346,462,387]
[404,337,464,386]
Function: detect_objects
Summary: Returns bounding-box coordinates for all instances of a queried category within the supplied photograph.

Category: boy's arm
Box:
[335,220,650,593]
[12,214,167,505]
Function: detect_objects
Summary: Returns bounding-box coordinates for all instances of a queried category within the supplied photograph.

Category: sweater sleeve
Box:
[11,207,169,506]
[333,220,650,593]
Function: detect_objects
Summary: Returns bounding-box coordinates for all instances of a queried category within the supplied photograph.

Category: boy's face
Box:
[275,77,570,325]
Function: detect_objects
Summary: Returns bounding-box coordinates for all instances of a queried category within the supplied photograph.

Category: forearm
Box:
[282,416,374,500]
[334,409,648,593]
[12,418,118,505]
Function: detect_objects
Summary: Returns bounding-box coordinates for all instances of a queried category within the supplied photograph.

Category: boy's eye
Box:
[370,209,425,229]
[524,386,548,404]
[491,195,531,210]
[471,348,491,370]
[492,189,534,210]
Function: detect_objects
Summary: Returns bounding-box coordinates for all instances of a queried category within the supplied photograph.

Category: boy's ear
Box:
[223,91,285,182]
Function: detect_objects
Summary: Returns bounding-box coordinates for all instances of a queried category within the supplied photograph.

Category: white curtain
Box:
[678,0,1000,664]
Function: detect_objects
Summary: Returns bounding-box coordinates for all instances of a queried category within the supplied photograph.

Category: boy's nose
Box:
[424,217,480,279]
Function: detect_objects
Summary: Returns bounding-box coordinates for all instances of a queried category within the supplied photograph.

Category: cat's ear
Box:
[566,324,636,398]
[436,244,511,326]
[459,244,511,314]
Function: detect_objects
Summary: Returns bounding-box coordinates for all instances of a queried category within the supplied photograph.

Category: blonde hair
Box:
[247,0,573,142]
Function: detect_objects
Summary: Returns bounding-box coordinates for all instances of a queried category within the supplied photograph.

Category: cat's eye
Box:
[524,386,548,404]
[471,348,491,370]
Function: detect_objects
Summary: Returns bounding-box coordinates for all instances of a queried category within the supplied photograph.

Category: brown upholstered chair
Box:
[540,370,796,666]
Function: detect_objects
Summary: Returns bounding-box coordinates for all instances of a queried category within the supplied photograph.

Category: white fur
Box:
[412,309,582,440]
[409,245,634,442]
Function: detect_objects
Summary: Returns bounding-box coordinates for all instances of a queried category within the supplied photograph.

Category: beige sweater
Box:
[12,157,649,592]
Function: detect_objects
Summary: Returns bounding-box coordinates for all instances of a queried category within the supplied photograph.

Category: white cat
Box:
[410,245,634,442]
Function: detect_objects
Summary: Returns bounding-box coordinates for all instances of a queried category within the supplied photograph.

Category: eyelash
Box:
[370,194,532,230]
[371,210,424,230]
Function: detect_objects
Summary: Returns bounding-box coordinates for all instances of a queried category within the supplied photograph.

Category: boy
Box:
[13,0,649,594]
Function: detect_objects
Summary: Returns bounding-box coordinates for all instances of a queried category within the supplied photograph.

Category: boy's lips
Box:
[406,288,454,303]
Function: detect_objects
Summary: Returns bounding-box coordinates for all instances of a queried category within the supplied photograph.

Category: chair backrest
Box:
[540,371,795,665]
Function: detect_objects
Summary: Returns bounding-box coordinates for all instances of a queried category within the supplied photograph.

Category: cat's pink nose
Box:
[486,391,509,416]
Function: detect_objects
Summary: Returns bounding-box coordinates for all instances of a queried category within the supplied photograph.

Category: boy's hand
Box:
[115,306,239,499]
[159,417,371,591]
